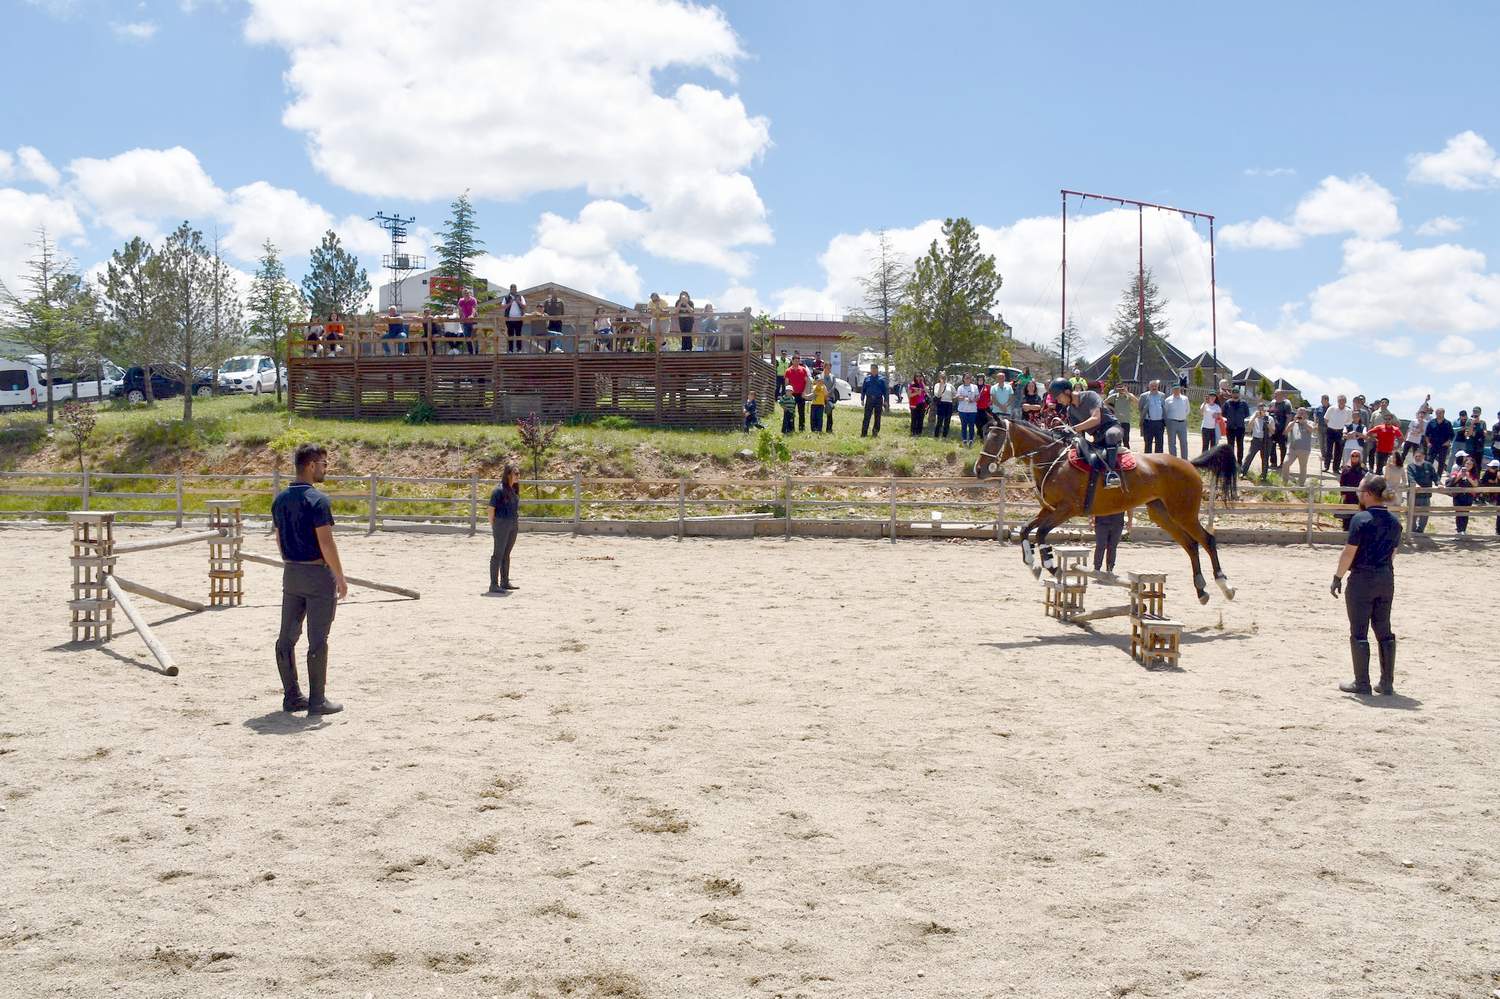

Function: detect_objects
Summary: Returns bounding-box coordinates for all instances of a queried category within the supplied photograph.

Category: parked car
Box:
[832,377,853,402]
[27,355,125,403]
[0,360,43,410]
[217,354,280,395]
[113,366,215,404]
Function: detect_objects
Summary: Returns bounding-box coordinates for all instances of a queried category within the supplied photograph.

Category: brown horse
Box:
[974,417,1240,604]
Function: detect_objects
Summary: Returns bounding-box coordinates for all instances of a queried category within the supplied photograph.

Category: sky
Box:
[3,0,1499,411]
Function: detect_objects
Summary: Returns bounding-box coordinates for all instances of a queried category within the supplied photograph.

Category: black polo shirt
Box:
[272,482,334,562]
[1346,506,1401,572]
[489,484,519,521]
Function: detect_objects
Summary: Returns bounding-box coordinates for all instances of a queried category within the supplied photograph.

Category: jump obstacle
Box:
[1039,546,1182,668]
[67,501,418,676]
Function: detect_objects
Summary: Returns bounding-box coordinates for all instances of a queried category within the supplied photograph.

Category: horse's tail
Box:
[1191,443,1238,504]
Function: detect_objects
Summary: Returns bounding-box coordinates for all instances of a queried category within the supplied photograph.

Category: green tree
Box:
[247,239,305,404]
[848,228,911,368]
[431,191,484,312]
[98,237,162,404]
[301,230,369,320]
[206,231,245,380]
[0,227,93,424]
[1056,316,1086,375]
[890,217,1003,377]
[154,222,218,422]
[1107,267,1171,343]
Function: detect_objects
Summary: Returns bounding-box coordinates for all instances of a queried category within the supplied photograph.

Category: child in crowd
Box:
[810,377,828,433]
[1446,453,1476,534]
[1092,511,1126,575]
[743,392,764,431]
[778,387,796,434]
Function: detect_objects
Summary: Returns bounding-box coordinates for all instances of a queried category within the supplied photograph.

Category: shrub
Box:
[754,428,790,466]
[595,415,637,431]
[269,426,314,458]
[403,400,437,425]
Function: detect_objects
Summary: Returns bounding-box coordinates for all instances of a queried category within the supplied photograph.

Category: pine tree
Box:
[1107,267,1171,343]
[432,191,484,311]
[301,230,370,320]
[848,229,911,365]
[155,222,218,422]
[0,227,93,424]
[247,240,305,404]
[890,218,1003,377]
[98,237,162,404]
[206,230,245,385]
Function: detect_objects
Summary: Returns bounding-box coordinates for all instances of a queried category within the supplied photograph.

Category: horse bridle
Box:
[978,416,1072,509]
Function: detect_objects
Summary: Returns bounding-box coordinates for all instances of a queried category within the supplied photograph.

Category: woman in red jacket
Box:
[907,375,928,436]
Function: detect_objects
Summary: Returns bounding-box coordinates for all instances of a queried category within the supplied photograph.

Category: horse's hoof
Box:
[1216,577,1237,600]
[1197,592,1210,605]
[1031,564,1043,579]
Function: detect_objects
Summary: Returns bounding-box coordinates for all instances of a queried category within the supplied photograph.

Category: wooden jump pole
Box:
[239,551,421,600]
[111,576,207,613]
[104,575,179,676]
[111,529,226,556]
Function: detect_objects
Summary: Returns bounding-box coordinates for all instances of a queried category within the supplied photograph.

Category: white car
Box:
[833,377,853,402]
[217,355,279,395]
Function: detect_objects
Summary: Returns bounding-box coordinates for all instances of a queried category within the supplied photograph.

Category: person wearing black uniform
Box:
[1330,474,1401,696]
[272,443,347,715]
[488,464,521,593]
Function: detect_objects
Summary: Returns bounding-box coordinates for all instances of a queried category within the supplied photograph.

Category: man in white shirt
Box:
[1163,385,1190,458]
[1138,380,1167,454]
[1322,394,1352,472]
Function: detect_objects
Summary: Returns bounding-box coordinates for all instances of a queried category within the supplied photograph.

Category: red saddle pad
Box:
[1067,448,1138,473]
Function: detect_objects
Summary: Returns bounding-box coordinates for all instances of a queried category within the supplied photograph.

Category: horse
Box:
[974,416,1241,605]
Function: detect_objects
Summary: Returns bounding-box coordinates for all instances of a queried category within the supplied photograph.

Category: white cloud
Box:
[1415,215,1466,237]
[1371,337,1413,357]
[0,188,87,292]
[1244,166,1296,178]
[1276,368,1360,403]
[68,146,225,240]
[1309,239,1500,334]
[0,152,12,181]
[1407,130,1500,191]
[243,0,773,278]
[111,20,159,42]
[22,0,77,16]
[16,147,61,188]
[1221,174,1400,250]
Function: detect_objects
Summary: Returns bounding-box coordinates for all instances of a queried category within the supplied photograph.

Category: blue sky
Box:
[4,0,1499,409]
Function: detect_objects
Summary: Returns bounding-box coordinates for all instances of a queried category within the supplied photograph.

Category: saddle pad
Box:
[1067,448,1138,473]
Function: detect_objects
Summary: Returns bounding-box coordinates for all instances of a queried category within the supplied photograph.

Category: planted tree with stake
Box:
[0,227,93,423]
[99,236,162,404]
[515,413,561,497]
[247,239,304,404]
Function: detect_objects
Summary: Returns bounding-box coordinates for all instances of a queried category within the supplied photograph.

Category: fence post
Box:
[81,470,91,512]
[677,478,686,541]
[783,475,792,540]
[888,477,897,544]
[1305,481,1316,544]
[367,474,378,534]
[174,473,184,528]
[996,476,1006,542]
[573,473,582,535]
[468,473,479,535]
[1404,481,1417,550]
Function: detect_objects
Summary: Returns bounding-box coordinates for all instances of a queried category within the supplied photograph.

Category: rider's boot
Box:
[1104,446,1122,488]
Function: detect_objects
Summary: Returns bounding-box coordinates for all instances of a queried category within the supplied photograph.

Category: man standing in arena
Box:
[272,443,347,716]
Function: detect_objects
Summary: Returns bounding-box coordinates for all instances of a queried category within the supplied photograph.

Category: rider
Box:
[1050,377,1122,489]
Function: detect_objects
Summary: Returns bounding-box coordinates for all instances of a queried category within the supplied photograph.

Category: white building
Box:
[378,269,493,312]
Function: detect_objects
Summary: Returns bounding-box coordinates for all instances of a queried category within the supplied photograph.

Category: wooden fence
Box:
[2,470,1495,546]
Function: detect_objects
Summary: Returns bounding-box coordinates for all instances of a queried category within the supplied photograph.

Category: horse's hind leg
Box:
[1163,492,1235,600]
[1145,499,1209,604]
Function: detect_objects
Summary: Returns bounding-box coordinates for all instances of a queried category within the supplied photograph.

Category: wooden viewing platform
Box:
[286,308,777,428]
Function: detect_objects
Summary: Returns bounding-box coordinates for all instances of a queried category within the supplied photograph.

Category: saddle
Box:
[1067,448,1137,473]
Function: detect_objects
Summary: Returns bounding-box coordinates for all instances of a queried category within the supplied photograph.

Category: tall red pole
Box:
[1209,217,1219,378]
[1137,205,1146,347]
[1060,190,1068,377]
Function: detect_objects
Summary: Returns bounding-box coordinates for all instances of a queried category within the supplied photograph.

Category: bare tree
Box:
[155,222,217,421]
[0,227,91,424]
[849,229,912,368]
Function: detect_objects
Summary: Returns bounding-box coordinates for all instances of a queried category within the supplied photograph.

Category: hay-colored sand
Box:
[1,526,1496,998]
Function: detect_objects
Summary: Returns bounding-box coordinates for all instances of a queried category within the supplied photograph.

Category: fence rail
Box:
[1,469,1496,545]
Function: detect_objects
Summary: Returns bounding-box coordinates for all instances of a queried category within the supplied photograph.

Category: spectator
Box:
[1322,394,1351,472]
[1454,413,1481,472]
[1313,393,1330,454]
[908,374,928,436]
[1104,383,1137,449]
[1406,447,1438,533]
[648,292,671,350]
[323,314,346,356]
[487,464,521,594]
[1467,405,1487,461]
[1017,367,1034,390]
[777,385,796,434]
[931,375,955,439]
[1341,414,1368,468]
[541,289,565,352]
[1423,406,1453,469]
[1402,397,1431,459]
[743,391,763,431]
[700,304,719,351]
[1368,412,1404,473]
[820,366,837,434]
[1069,367,1087,392]
[306,317,325,357]
[1385,447,1407,495]
[955,373,980,447]
[381,305,408,355]
[860,364,887,438]
[1353,395,1374,465]
[1199,391,1222,453]
[1241,403,1273,482]
[675,291,695,351]
[1481,460,1500,534]
[991,371,1015,428]
[974,376,992,437]
[1138,379,1166,454]
[593,306,614,351]
[1338,449,1366,529]
[458,286,479,354]
[774,351,790,398]
[810,376,828,433]
[1268,389,1293,466]
[1447,454,1476,534]
[810,350,824,374]
[1020,379,1045,426]
[1164,385,1190,457]
[785,354,810,432]
[503,284,526,353]
[1280,407,1316,484]
[1222,386,1250,465]
[1092,511,1125,575]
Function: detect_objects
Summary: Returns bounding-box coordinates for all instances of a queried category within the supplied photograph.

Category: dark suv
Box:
[113,366,215,404]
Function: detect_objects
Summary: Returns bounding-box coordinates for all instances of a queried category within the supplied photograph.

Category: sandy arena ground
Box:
[1,525,1497,998]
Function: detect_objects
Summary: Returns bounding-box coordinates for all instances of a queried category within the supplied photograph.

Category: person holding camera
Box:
[1330,473,1401,697]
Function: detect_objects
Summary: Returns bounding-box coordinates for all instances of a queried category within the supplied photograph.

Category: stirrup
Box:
[1104,471,1122,487]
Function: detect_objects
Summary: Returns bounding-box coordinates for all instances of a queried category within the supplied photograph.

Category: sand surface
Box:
[1,525,1497,998]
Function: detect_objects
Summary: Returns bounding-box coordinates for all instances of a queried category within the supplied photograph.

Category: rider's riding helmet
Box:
[1048,377,1073,399]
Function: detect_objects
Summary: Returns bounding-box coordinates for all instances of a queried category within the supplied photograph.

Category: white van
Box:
[0,360,43,410]
[27,356,125,403]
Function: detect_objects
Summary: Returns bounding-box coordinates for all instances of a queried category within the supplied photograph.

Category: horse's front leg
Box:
[1018,515,1045,577]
